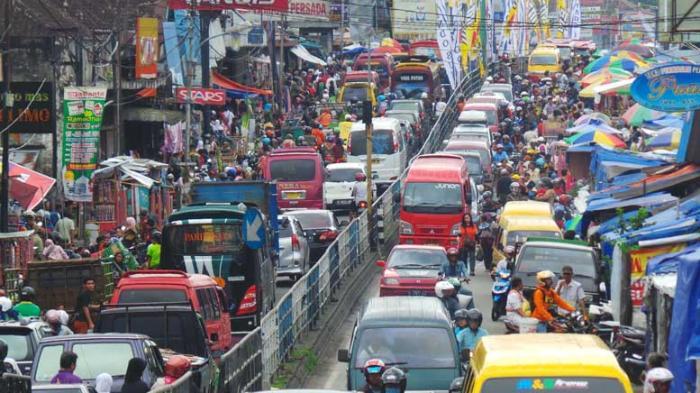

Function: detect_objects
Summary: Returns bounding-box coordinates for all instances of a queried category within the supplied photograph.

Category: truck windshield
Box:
[354,327,455,368]
[0,331,32,360]
[530,55,557,65]
[403,182,463,214]
[341,86,369,102]
[350,130,396,156]
[506,230,560,245]
[270,159,316,182]
[480,377,626,392]
[518,246,596,278]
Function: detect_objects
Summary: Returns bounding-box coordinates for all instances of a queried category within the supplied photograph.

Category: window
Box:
[33,345,64,382]
[196,289,214,320]
[216,288,229,312]
[341,86,369,102]
[530,55,557,65]
[164,223,243,255]
[518,247,596,278]
[289,213,333,230]
[350,129,396,156]
[0,331,32,361]
[354,327,455,369]
[144,342,165,378]
[327,167,363,182]
[117,289,188,304]
[270,159,317,182]
[73,342,135,380]
[208,288,221,319]
[506,230,561,245]
[387,249,447,269]
[402,182,463,214]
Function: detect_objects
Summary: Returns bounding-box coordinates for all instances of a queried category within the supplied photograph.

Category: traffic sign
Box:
[244,208,265,249]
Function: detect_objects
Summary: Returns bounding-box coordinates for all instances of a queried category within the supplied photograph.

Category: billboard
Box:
[136,17,159,79]
[392,0,437,39]
[167,0,289,13]
[0,82,54,134]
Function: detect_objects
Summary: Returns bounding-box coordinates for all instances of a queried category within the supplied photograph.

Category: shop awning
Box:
[291,45,327,66]
[0,162,56,211]
[92,156,168,189]
[612,164,700,199]
[211,72,272,98]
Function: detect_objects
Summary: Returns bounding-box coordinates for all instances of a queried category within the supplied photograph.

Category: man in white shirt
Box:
[55,213,76,246]
[555,265,586,315]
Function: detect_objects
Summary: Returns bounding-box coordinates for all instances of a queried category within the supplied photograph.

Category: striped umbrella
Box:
[565,130,627,148]
[622,103,666,126]
[647,129,682,149]
[574,112,611,126]
[580,68,633,87]
[565,122,622,135]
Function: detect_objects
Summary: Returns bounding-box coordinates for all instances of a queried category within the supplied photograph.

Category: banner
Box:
[436,0,462,89]
[631,63,700,112]
[136,17,159,79]
[163,22,185,86]
[391,0,437,39]
[0,82,54,134]
[176,87,227,105]
[629,243,686,307]
[167,0,289,12]
[62,87,107,202]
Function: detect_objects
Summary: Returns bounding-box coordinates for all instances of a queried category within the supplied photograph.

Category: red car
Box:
[377,245,448,296]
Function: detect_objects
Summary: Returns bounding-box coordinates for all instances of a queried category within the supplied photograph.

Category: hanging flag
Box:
[557,0,566,38]
[569,0,581,39]
[539,0,550,39]
[135,17,159,79]
[504,2,517,36]
[437,0,462,89]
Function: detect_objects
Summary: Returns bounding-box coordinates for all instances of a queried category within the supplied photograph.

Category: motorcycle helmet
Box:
[482,191,492,199]
[262,137,271,146]
[504,245,515,255]
[45,309,61,325]
[0,296,11,312]
[226,167,237,178]
[644,367,673,393]
[466,308,483,327]
[363,358,386,376]
[326,135,336,143]
[510,182,520,190]
[421,92,428,99]
[454,309,469,322]
[558,194,572,205]
[377,95,386,102]
[20,286,35,301]
[434,281,454,298]
[535,157,546,168]
[355,172,367,182]
[511,174,520,181]
[447,277,461,292]
[381,367,407,393]
[536,270,555,285]
[446,247,460,257]
[164,355,192,384]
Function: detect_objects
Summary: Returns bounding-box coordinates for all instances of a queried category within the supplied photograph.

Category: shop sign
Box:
[136,17,159,79]
[167,0,289,12]
[631,63,700,112]
[288,0,329,18]
[176,87,227,106]
[0,82,54,134]
[62,87,107,202]
[629,244,686,307]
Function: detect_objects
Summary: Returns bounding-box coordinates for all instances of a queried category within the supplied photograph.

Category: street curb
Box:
[283,256,379,388]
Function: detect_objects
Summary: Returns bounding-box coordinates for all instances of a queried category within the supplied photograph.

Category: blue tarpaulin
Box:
[588,146,669,190]
[646,243,700,275]
[669,246,700,393]
[585,192,677,212]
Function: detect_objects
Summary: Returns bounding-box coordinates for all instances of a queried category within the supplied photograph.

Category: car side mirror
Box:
[337,348,349,362]
[450,377,465,393]
[375,260,386,268]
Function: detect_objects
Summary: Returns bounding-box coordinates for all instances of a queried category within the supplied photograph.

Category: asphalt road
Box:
[303,261,503,390]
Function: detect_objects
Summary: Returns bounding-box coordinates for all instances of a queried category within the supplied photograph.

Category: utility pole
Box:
[279,15,285,110]
[364,50,373,217]
[1,0,12,232]
[113,31,122,155]
[201,12,212,137]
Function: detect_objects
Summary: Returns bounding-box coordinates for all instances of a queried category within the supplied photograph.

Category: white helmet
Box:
[0,296,11,312]
[504,245,515,254]
[644,368,673,393]
[486,76,493,82]
[434,281,454,298]
[420,92,428,99]
[45,309,61,324]
[510,182,520,189]
[536,270,555,285]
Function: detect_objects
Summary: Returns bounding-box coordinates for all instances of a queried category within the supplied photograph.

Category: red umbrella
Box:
[4,162,56,210]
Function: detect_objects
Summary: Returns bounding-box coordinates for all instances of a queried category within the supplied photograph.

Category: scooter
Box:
[490,269,511,321]
[605,321,646,385]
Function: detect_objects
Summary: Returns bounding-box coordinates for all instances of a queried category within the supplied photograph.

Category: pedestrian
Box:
[43,239,69,260]
[50,351,82,384]
[554,265,586,315]
[73,278,99,333]
[146,231,161,269]
[55,211,76,246]
[95,373,114,393]
[460,214,477,276]
[121,358,149,393]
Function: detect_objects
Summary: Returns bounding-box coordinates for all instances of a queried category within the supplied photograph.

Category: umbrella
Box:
[565,122,622,135]
[614,44,654,58]
[580,68,633,87]
[607,58,647,73]
[372,46,401,54]
[583,53,647,74]
[647,129,682,149]
[643,115,685,129]
[574,113,611,126]
[579,78,634,98]
[0,162,56,210]
[622,103,666,126]
[565,130,627,148]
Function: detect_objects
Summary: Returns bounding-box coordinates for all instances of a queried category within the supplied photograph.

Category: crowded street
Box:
[0,1,699,393]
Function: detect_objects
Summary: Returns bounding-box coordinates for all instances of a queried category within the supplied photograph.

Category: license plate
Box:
[336,199,353,206]
[284,192,304,200]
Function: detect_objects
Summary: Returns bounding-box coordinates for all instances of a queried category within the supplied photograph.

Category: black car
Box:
[285,209,345,263]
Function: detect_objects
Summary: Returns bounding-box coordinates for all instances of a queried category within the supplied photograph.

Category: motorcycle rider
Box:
[494,245,516,274]
[506,182,528,202]
[477,214,497,271]
[361,359,386,393]
[435,281,459,318]
[479,192,500,214]
[532,270,575,332]
[381,367,407,393]
[352,172,369,214]
[13,286,40,318]
[453,309,469,337]
[457,309,488,351]
[441,248,469,278]
[643,368,673,393]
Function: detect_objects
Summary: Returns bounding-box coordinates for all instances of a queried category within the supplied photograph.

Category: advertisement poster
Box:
[391,0,437,40]
[629,244,686,307]
[167,0,289,13]
[62,87,107,202]
[136,17,159,79]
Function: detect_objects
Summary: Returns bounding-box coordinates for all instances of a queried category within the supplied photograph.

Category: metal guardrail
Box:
[149,65,489,393]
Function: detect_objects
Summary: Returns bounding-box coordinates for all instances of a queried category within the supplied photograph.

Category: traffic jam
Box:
[1,1,699,392]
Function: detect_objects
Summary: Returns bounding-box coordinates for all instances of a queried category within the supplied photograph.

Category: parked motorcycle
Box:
[490,269,511,321]
[608,322,647,385]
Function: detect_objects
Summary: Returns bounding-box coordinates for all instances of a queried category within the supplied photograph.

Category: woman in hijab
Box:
[121,217,138,248]
[95,373,113,393]
[121,358,149,393]
[43,239,69,260]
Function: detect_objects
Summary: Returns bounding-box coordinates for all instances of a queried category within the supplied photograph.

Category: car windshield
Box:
[34,342,135,382]
[350,129,396,156]
[506,230,560,245]
[290,213,332,230]
[463,155,483,174]
[270,159,316,182]
[0,331,32,361]
[481,377,626,392]
[403,182,463,214]
[466,110,496,124]
[386,113,415,124]
[388,249,447,268]
[117,289,188,304]
[531,55,557,65]
[341,86,368,102]
[452,133,488,142]
[390,102,419,112]
[446,146,489,164]
[518,246,596,278]
[327,167,362,182]
[164,223,243,254]
[558,47,572,59]
[354,327,455,368]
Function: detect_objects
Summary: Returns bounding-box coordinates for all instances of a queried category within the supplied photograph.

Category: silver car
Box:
[277,215,310,281]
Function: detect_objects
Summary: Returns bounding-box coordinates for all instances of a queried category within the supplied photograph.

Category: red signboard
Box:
[167,0,288,12]
[176,88,227,106]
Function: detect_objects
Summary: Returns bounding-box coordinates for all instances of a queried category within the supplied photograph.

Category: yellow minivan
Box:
[498,201,554,226]
[337,81,377,107]
[453,334,633,393]
[527,46,561,81]
[493,216,561,261]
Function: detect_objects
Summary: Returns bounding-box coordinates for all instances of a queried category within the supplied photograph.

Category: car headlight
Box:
[383,278,400,285]
[400,220,413,235]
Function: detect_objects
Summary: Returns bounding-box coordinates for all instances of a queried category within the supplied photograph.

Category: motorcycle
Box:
[490,269,511,321]
[605,322,646,385]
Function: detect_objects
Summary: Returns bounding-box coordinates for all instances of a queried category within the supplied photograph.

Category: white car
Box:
[324,163,366,211]
[348,117,407,182]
